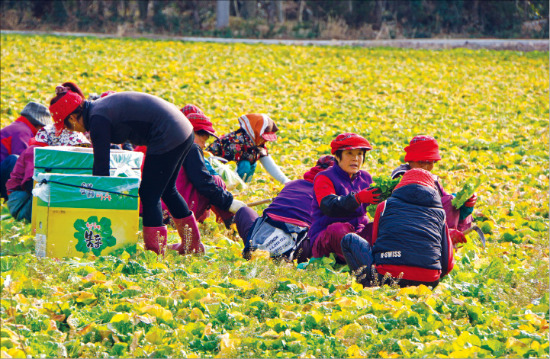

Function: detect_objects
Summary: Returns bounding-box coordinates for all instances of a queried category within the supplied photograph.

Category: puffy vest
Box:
[373,183,446,270]
[308,164,372,244]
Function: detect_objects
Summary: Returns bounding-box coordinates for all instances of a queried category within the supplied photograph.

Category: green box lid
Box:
[34,146,143,177]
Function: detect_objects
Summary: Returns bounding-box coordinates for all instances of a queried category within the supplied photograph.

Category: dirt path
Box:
[2,30,548,51]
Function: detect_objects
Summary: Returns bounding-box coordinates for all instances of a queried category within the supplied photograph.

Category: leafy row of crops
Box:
[1,34,548,358]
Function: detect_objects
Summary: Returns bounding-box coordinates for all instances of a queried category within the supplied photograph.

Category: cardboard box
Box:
[33,173,140,258]
[31,146,143,236]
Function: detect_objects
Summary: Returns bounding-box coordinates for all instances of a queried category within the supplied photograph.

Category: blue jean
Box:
[0,154,18,200]
[341,233,374,286]
[7,190,32,222]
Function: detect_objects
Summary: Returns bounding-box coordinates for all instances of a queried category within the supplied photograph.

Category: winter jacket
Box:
[371,183,454,281]
[392,164,472,231]
[308,164,373,244]
[0,117,37,162]
[82,92,193,176]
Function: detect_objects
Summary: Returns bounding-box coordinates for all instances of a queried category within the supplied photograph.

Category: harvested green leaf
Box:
[452,177,482,209]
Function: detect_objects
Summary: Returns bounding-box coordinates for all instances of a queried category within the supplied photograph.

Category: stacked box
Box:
[32,147,143,258]
[34,146,143,177]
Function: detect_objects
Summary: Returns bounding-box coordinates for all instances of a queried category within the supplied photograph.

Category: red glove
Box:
[355,187,382,205]
[449,229,467,245]
[464,193,477,207]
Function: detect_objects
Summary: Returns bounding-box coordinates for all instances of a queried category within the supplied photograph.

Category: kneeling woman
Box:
[341,168,455,288]
[308,133,381,262]
[234,155,335,263]
[49,84,203,255]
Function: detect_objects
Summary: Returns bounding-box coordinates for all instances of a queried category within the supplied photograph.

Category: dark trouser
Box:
[341,233,373,273]
[293,238,312,263]
[0,155,18,200]
[235,206,259,242]
[234,206,312,263]
[139,136,194,227]
[341,233,439,288]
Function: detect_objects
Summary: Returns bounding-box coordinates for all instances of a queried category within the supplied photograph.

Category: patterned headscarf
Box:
[49,88,84,136]
[33,124,90,147]
[238,114,279,145]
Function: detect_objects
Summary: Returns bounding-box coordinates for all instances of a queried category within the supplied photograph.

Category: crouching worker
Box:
[6,124,90,221]
[341,168,455,288]
[207,114,290,184]
[49,84,203,255]
[308,133,382,263]
[391,136,477,243]
[235,155,335,262]
[170,110,247,241]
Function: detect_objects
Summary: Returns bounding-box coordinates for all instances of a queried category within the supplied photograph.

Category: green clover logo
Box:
[74,216,117,256]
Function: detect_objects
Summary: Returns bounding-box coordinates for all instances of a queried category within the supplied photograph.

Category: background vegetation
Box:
[1,0,549,39]
[0,33,548,358]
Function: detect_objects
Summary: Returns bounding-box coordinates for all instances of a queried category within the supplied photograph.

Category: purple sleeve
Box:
[21,147,35,188]
[6,146,35,193]
[10,132,32,156]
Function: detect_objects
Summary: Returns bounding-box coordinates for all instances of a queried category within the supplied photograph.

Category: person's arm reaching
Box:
[259,155,290,184]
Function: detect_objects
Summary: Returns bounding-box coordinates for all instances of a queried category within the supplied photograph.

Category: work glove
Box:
[449,229,467,245]
[464,193,477,207]
[355,187,382,205]
[459,193,477,220]
[229,199,247,214]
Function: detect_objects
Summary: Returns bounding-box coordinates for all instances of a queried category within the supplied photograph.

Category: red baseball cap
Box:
[187,113,218,139]
[330,133,372,154]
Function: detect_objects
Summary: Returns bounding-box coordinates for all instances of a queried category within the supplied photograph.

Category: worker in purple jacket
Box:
[49,83,203,256]
[0,102,52,199]
[234,155,335,262]
[309,133,382,262]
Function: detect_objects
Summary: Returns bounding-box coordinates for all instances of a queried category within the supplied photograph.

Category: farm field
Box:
[0,34,549,358]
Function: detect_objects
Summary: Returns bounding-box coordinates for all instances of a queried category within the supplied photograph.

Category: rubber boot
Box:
[143,226,168,255]
[169,213,205,254]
